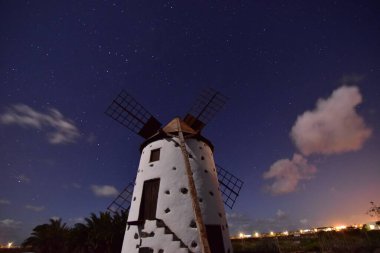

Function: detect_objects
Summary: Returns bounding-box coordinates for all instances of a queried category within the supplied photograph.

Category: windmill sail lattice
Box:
[107,181,134,214]
[105,90,162,139]
[216,164,244,209]
[184,88,228,131]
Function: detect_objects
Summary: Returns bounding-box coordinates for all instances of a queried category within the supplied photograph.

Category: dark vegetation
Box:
[21,211,128,253]
[232,229,380,253]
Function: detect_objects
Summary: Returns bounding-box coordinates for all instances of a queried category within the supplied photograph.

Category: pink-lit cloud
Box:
[263,154,316,195]
[290,86,372,155]
[264,86,372,195]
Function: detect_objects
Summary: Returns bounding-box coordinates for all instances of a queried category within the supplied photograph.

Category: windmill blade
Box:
[184,88,228,131]
[105,90,162,139]
[216,164,244,209]
[107,181,134,214]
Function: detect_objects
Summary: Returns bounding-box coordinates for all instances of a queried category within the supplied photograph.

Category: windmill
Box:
[105,89,243,253]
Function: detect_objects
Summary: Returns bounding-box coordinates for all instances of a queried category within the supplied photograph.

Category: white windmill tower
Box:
[105,89,243,253]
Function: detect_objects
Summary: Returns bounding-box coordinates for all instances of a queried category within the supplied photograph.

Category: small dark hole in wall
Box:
[191,241,197,248]
[204,169,208,173]
[149,232,155,237]
[188,154,193,158]
[164,208,170,213]
[199,198,203,202]
[165,190,170,195]
[190,220,197,228]
[199,146,202,149]
[209,191,214,196]
[201,156,204,160]
[133,197,136,201]
[180,188,188,194]
[158,250,164,253]
[175,143,179,147]
[150,164,154,167]
[172,166,176,170]
[218,212,222,217]
[134,233,138,239]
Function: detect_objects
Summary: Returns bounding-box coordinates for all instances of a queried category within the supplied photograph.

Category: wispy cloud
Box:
[263,86,371,195]
[91,185,119,197]
[263,154,316,195]
[0,199,10,205]
[25,205,45,212]
[0,219,22,228]
[68,217,85,224]
[63,182,82,190]
[15,174,31,183]
[290,86,372,155]
[0,104,80,144]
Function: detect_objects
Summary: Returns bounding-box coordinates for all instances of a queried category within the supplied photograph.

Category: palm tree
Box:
[67,223,90,253]
[22,218,69,253]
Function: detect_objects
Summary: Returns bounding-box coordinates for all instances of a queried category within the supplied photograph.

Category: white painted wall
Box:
[121,137,232,253]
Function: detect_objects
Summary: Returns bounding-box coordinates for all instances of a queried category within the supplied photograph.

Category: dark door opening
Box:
[138,247,153,253]
[139,178,160,221]
[206,225,226,253]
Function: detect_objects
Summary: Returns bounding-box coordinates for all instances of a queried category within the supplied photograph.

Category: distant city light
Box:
[7,242,13,248]
[238,232,251,238]
[334,225,347,231]
[233,222,375,239]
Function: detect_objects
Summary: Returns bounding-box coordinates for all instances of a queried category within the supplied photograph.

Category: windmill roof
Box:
[162,117,197,135]
[139,117,214,152]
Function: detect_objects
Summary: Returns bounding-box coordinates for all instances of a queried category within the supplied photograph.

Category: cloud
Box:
[68,217,85,224]
[0,219,22,228]
[15,174,31,183]
[91,185,119,197]
[264,86,372,195]
[263,153,316,195]
[276,209,286,219]
[0,104,80,144]
[63,182,82,190]
[25,205,45,212]
[0,199,10,205]
[51,216,60,221]
[290,86,372,155]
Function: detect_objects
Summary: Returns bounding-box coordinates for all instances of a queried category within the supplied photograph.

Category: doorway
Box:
[138,178,160,221]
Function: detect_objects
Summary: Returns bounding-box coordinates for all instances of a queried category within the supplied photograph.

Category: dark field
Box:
[232,230,380,253]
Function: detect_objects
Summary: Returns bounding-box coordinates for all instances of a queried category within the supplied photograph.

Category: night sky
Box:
[1,0,380,245]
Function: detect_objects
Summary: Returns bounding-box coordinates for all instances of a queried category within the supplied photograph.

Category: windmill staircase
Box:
[139,219,190,253]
